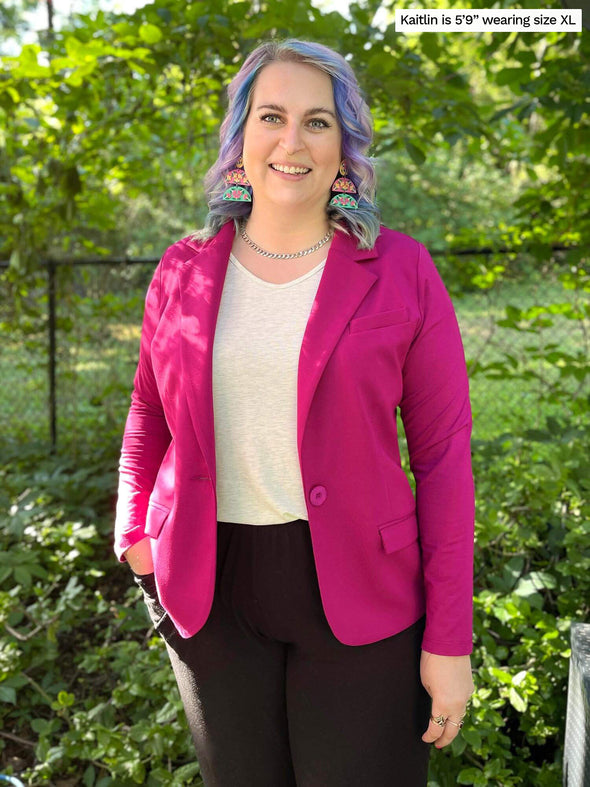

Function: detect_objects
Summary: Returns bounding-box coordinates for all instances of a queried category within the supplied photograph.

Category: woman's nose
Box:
[279,122,305,155]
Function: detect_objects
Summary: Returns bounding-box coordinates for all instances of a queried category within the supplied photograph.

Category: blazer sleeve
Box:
[114,258,173,561]
[399,243,475,656]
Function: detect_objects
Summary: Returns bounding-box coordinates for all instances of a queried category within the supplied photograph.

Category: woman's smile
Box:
[269,163,312,176]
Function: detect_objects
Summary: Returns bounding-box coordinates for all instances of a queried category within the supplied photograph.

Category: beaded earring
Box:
[222,156,252,202]
[329,160,358,210]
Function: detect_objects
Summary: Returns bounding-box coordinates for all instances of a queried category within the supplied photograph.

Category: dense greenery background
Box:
[1,0,589,784]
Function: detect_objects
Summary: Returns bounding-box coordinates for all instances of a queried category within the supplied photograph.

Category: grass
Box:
[455,277,588,438]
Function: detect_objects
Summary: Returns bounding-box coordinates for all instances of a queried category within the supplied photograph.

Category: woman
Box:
[115,39,475,786]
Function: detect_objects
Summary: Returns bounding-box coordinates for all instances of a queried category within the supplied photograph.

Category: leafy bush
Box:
[430,417,589,786]
[0,445,201,785]
[428,268,589,785]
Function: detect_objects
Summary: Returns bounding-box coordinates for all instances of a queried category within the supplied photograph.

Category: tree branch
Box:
[0,729,35,748]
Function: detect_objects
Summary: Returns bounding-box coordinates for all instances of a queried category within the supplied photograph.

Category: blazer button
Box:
[309,485,327,506]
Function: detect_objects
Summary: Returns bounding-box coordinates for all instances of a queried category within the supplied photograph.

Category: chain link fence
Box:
[1,259,155,454]
[1,251,588,455]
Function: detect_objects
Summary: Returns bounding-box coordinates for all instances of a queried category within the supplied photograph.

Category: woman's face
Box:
[241,61,342,217]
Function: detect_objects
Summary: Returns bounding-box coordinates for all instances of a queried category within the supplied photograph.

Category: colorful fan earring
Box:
[329,160,358,210]
[222,156,252,202]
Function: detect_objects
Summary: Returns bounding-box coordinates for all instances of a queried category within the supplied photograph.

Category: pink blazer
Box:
[115,221,474,656]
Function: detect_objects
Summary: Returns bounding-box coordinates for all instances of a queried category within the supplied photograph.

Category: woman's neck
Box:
[243,207,331,255]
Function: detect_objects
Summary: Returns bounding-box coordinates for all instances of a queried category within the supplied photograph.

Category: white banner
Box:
[394,8,583,32]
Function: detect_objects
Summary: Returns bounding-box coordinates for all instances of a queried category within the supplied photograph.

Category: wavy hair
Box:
[195,39,380,250]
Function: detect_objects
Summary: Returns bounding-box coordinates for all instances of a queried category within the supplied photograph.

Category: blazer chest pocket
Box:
[378,512,418,554]
[349,307,409,334]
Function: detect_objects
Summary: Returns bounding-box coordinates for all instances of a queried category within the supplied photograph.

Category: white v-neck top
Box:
[211,253,326,524]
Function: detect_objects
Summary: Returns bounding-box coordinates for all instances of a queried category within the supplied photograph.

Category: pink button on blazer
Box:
[114,221,475,656]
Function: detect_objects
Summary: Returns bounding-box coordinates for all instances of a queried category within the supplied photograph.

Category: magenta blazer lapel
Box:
[296,231,378,459]
[179,222,234,487]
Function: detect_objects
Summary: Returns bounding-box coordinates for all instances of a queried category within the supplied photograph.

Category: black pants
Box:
[137,519,431,787]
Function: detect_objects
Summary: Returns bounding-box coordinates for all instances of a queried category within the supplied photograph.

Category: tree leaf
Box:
[139,23,163,44]
[509,687,527,712]
[0,685,17,704]
[404,140,426,166]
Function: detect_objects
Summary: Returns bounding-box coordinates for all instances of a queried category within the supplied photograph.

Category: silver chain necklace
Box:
[239,222,333,260]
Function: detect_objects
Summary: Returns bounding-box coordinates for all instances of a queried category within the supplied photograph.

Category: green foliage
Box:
[427,415,589,786]
[0,445,200,785]
[3,0,587,270]
[467,422,587,784]
[376,140,522,271]
[0,0,38,50]
[434,265,588,784]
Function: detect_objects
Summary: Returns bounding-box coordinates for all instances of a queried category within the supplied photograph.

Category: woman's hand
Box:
[124,537,154,576]
[420,650,474,749]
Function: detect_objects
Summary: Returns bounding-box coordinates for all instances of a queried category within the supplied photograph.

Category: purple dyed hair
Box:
[196,39,380,250]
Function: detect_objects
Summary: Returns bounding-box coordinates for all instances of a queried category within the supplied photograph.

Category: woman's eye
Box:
[259,115,330,129]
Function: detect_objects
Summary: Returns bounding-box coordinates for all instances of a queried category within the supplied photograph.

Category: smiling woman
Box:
[199,39,379,252]
[115,38,475,787]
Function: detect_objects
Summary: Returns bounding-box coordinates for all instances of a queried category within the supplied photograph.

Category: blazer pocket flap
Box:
[349,308,409,334]
[379,513,419,554]
[145,500,171,539]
